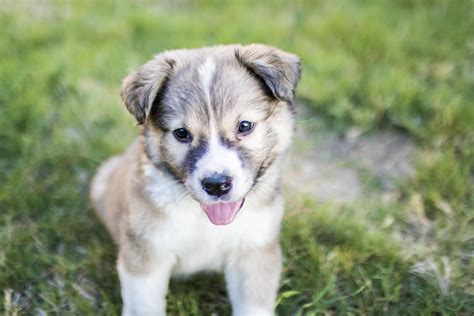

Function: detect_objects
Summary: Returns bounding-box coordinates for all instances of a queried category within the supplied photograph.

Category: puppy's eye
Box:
[173,128,192,143]
[237,121,254,137]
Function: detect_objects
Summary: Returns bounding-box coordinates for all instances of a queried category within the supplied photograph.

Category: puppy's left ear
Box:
[236,44,301,102]
[121,55,175,124]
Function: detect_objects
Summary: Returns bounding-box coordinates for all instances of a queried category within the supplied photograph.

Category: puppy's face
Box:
[121,45,300,225]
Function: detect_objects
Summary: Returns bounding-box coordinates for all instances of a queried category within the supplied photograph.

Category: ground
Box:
[0,1,473,315]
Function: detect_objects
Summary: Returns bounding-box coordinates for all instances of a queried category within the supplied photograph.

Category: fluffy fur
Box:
[90,44,301,315]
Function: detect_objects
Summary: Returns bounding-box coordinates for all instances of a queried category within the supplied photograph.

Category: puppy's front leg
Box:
[225,242,282,316]
[117,246,175,316]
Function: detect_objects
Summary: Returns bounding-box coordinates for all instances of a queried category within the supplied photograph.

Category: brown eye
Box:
[173,128,192,143]
[237,121,254,137]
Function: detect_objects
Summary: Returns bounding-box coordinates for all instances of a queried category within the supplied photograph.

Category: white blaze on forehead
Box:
[198,57,219,140]
[198,57,216,109]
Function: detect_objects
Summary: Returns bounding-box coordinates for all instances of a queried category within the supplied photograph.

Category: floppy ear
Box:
[236,44,301,102]
[120,55,175,124]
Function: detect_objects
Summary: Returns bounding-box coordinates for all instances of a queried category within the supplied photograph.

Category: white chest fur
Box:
[150,198,283,275]
[141,162,284,275]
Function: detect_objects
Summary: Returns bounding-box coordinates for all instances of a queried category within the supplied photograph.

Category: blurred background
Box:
[0,0,473,314]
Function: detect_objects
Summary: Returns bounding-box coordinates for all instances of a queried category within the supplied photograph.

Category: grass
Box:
[0,0,473,314]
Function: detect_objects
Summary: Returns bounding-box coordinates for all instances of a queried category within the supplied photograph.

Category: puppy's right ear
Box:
[120,55,175,124]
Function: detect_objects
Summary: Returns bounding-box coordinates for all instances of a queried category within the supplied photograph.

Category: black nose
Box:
[201,174,233,197]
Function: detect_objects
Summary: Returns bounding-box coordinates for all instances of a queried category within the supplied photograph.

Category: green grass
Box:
[1,1,473,314]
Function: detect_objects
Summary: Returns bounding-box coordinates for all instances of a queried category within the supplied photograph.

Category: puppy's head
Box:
[121,44,301,225]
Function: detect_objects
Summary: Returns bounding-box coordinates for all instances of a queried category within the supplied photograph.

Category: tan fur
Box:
[90,44,300,315]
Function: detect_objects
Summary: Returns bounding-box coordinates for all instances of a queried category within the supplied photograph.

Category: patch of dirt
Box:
[284,109,416,204]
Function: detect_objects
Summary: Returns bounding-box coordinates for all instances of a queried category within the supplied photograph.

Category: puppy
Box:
[90,44,301,315]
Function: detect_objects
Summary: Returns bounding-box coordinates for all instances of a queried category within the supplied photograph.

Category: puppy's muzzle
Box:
[201,173,232,197]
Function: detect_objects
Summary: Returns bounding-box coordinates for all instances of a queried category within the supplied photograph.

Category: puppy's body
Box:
[90,45,300,315]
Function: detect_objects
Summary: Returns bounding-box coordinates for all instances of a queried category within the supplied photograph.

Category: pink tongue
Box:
[200,199,243,225]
